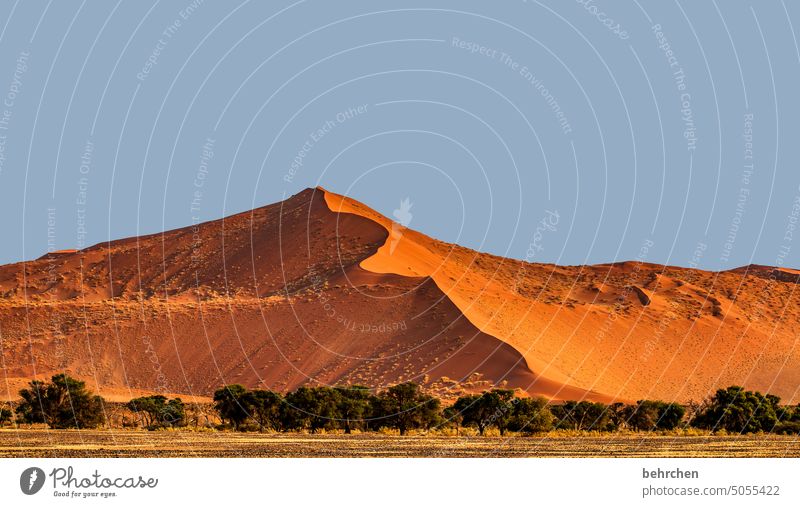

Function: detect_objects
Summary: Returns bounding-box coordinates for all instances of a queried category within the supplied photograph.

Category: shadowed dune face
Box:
[1,187,799,403]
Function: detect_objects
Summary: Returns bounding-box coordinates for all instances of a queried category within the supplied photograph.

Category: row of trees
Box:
[549,400,685,432]
[6,375,187,430]
[5,375,800,435]
[692,386,800,434]
[213,383,800,435]
[213,383,440,435]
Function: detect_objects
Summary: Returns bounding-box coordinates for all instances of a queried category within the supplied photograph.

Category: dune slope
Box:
[323,188,800,403]
[0,189,599,401]
[0,187,798,403]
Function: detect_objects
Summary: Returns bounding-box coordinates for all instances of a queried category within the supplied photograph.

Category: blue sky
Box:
[0,0,798,271]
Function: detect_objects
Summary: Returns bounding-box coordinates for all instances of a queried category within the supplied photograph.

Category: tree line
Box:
[4,375,800,435]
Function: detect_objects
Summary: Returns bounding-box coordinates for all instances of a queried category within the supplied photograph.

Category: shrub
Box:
[773,421,800,435]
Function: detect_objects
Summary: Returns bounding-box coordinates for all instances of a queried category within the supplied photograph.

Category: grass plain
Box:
[1,430,798,458]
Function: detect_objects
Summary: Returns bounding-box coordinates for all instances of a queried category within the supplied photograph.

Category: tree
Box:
[606,402,627,431]
[0,406,12,426]
[454,390,516,436]
[624,401,660,431]
[283,386,341,432]
[127,395,185,429]
[658,402,686,430]
[691,386,778,433]
[213,384,251,430]
[247,390,283,432]
[508,397,553,434]
[334,386,372,434]
[552,401,611,431]
[452,394,481,432]
[377,383,440,436]
[442,405,464,435]
[487,390,516,436]
[15,374,105,429]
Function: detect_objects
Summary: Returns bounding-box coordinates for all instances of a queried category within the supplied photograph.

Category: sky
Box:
[0,0,798,271]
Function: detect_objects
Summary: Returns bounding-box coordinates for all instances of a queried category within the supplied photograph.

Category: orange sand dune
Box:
[0,187,798,403]
[0,189,599,402]
[324,188,800,403]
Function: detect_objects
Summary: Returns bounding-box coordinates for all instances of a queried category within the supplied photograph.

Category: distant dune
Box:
[1,188,798,403]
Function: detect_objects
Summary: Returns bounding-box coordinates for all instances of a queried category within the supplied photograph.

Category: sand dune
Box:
[324,188,800,403]
[0,188,798,403]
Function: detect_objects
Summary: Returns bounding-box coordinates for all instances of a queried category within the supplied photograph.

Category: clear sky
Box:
[0,0,798,271]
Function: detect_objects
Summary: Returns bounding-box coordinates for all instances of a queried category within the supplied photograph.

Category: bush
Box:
[773,421,800,435]
[16,374,105,429]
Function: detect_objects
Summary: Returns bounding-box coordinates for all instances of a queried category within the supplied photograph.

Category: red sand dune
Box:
[1,188,798,403]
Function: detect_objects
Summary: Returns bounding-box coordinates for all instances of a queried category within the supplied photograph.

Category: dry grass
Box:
[1,429,798,457]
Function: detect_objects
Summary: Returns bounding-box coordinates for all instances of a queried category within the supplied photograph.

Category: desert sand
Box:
[0,188,798,403]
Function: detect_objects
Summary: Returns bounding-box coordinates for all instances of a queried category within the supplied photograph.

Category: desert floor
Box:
[1,430,798,457]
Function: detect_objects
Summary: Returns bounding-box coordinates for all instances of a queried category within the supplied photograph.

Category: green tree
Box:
[127,395,184,429]
[454,390,516,436]
[0,406,13,426]
[552,401,611,431]
[441,405,464,435]
[691,386,778,433]
[624,401,660,431]
[283,386,341,432]
[508,397,553,434]
[213,384,251,430]
[334,386,372,434]
[15,374,105,429]
[657,402,686,430]
[247,390,283,432]
[606,402,627,431]
[452,394,481,430]
[377,383,440,436]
